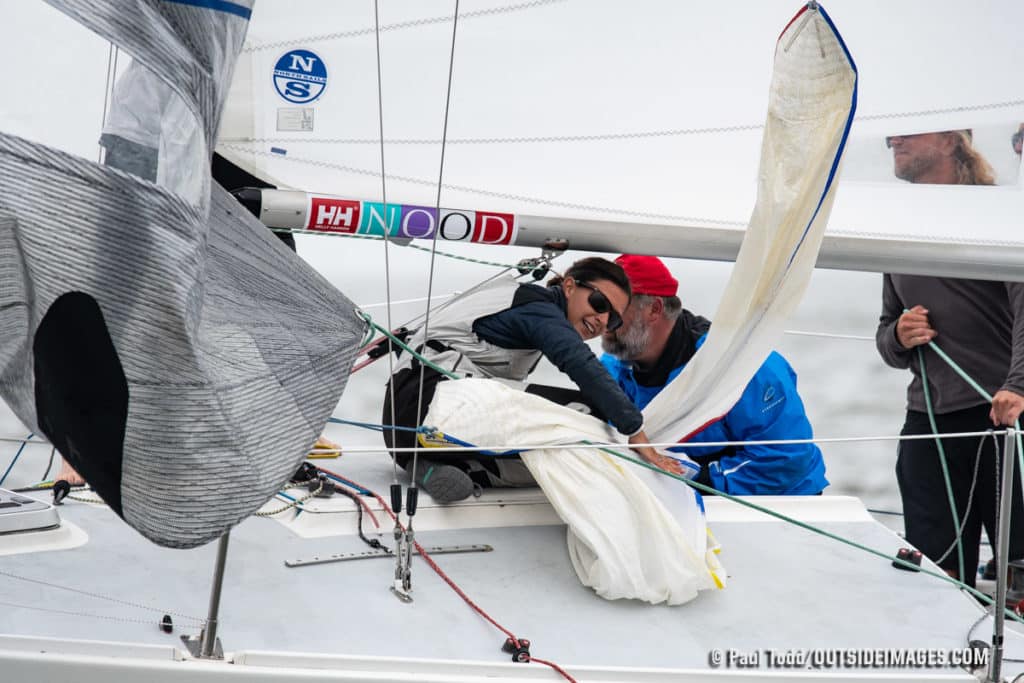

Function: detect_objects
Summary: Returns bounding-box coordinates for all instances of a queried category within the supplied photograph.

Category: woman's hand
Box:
[628,431,684,475]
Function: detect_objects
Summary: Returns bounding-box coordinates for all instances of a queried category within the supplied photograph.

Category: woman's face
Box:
[562,277,629,340]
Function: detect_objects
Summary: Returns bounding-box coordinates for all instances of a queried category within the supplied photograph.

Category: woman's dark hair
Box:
[548,256,632,298]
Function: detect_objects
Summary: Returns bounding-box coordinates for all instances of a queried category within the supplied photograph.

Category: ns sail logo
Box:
[273,49,328,104]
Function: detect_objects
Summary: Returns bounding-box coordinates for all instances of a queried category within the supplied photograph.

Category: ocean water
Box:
[0,236,913,528]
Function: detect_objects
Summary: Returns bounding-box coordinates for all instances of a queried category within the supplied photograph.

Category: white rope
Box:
[783,329,874,341]
[359,293,458,310]
[220,98,1024,146]
[219,145,745,225]
[242,0,567,52]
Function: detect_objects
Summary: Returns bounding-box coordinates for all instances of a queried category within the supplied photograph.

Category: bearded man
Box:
[600,255,827,495]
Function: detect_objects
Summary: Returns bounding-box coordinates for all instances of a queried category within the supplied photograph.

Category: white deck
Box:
[0,452,1008,681]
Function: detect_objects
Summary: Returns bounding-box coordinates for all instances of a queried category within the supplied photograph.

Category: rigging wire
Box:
[410,0,461,492]
[97,43,118,163]
[40,445,56,482]
[372,0,401,485]
[0,433,34,486]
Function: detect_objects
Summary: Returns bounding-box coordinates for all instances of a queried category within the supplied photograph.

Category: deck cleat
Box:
[502,637,531,663]
[891,547,922,571]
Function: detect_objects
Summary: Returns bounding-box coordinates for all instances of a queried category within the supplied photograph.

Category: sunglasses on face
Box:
[576,281,623,332]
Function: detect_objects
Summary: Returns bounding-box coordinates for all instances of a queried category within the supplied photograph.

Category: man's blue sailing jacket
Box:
[601,315,828,495]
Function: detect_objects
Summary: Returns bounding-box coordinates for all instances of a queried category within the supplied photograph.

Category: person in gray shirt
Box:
[877,129,1023,588]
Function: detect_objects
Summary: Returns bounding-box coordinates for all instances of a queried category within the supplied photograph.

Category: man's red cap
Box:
[615,254,678,297]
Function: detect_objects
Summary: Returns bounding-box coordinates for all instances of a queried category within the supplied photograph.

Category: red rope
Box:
[325,470,577,682]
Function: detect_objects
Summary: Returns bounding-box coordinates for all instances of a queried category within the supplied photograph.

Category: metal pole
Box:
[200,532,231,658]
[988,427,1016,683]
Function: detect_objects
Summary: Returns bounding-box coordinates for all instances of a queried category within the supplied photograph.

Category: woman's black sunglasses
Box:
[577,282,623,332]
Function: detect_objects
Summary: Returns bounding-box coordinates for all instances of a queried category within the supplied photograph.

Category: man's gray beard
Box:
[894,155,934,183]
[601,318,651,360]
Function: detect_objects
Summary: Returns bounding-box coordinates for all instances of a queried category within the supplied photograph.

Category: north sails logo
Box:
[273,49,328,104]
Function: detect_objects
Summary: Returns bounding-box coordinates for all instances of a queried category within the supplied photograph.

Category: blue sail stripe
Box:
[162,0,252,20]
[784,3,858,270]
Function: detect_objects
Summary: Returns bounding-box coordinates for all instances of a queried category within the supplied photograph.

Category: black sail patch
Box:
[33,292,127,516]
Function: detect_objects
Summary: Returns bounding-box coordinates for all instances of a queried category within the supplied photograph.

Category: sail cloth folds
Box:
[0,0,365,548]
[643,6,858,444]
[424,379,724,605]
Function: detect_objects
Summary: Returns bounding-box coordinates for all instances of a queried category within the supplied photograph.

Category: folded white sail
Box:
[424,379,725,605]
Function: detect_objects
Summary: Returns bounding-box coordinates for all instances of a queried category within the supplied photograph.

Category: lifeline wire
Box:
[589,441,1024,625]
[0,568,204,623]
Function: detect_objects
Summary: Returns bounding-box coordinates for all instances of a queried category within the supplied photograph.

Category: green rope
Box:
[356,310,461,379]
[918,346,965,585]
[588,441,1024,624]
[925,337,1024,487]
[920,336,1024,589]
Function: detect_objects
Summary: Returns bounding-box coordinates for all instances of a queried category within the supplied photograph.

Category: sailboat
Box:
[0,0,1022,680]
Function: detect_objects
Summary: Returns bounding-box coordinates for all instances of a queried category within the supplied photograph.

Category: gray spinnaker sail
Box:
[0,0,365,548]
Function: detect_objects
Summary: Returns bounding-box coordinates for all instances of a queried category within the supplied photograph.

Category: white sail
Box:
[214,0,1024,281]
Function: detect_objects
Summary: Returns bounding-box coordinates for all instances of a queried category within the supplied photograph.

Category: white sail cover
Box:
[644,5,857,442]
[425,379,725,605]
[0,0,365,548]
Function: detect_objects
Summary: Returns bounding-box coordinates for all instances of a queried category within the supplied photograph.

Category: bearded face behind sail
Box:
[0,0,365,548]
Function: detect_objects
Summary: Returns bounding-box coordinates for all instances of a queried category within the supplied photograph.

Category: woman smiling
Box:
[382,256,679,502]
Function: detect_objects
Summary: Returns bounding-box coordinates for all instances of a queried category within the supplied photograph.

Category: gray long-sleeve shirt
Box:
[472,284,644,435]
[875,274,1024,414]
